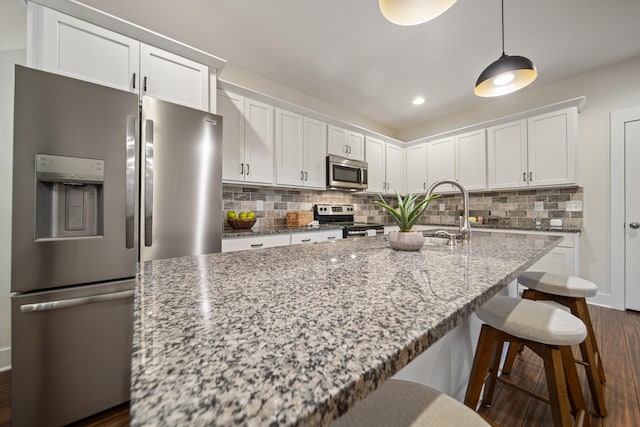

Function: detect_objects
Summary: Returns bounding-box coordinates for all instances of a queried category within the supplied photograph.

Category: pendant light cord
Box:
[501,0,505,55]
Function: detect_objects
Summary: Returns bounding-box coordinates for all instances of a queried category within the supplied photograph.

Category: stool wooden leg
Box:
[561,345,591,427]
[465,324,499,410]
[538,344,575,427]
[501,342,523,375]
[568,298,608,417]
[482,338,505,406]
[572,298,607,383]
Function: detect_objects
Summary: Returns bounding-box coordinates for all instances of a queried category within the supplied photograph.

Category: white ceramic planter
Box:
[388,230,424,251]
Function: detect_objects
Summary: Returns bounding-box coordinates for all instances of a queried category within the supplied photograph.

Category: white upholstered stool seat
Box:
[465,296,590,427]
[332,379,490,427]
[518,271,598,298]
[476,295,587,346]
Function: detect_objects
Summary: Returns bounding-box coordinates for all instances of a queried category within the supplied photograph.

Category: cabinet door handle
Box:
[529,171,533,181]
[301,170,304,180]
[304,171,308,181]
[241,163,244,175]
[132,73,136,90]
[423,182,426,190]
[246,163,250,175]
[301,238,312,243]
[523,172,527,182]
[250,243,264,248]
[143,76,148,92]
[630,222,640,229]
[348,145,352,154]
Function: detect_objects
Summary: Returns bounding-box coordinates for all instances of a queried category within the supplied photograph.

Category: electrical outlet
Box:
[439,203,446,211]
[566,201,583,212]
[256,200,264,211]
[534,201,544,211]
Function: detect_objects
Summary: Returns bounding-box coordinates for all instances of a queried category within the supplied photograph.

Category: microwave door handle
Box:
[144,119,154,247]
[358,168,363,184]
[125,115,136,249]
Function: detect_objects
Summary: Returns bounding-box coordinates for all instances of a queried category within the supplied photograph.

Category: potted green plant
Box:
[375,192,440,251]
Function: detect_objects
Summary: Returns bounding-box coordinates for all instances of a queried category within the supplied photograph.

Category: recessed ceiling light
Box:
[412,96,426,105]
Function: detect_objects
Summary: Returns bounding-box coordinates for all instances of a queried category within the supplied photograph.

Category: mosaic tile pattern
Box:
[130,232,561,426]
[222,185,584,230]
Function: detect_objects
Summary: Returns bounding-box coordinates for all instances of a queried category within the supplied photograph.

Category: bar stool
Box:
[332,379,491,427]
[465,296,589,427]
[503,271,607,417]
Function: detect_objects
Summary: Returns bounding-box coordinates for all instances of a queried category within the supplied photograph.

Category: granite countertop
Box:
[131,233,561,426]
[223,224,343,238]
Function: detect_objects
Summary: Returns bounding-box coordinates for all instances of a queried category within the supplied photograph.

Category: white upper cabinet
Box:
[365,137,386,193]
[427,137,456,193]
[488,120,528,189]
[405,143,428,194]
[243,98,274,184]
[527,108,577,186]
[35,6,139,93]
[365,137,405,194]
[139,44,209,110]
[328,125,364,161]
[30,5,210,111]
[488,108,577,189]
[218,91,246,182]
[456,129,487,191]
[218,90,273,185]
[275,109,326,189]
[385,143,405,194]
[303,117,328,188]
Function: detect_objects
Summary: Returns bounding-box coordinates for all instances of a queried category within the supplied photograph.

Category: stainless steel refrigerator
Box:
[10,65,222,426]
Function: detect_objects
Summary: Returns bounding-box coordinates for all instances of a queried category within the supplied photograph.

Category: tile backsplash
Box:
[222,185,584,229]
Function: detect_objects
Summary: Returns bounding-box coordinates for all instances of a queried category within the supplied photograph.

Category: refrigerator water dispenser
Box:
[35,154,104,240]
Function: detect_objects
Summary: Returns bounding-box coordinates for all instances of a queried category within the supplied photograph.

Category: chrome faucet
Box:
[425,179,472,243]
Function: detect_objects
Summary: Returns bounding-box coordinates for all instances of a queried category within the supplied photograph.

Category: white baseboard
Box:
[588,292,623,310]
[0,346,11,372]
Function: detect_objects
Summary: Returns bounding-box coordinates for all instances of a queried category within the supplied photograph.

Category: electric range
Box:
[313,204,385,238]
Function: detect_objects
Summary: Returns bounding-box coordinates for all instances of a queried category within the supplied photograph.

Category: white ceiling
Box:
[77,0,640,132]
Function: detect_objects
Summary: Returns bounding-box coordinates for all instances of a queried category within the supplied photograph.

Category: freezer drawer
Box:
[11,280,134,427]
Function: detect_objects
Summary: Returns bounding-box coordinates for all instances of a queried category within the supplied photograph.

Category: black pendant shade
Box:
[474,53,537,97]
[474,0,537,97]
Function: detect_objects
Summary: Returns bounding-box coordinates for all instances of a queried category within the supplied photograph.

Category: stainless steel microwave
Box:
[326,155,368,190]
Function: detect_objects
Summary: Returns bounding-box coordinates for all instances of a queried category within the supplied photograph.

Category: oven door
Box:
[327,155,368,190]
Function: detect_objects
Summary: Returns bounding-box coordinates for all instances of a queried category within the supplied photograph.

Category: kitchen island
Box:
[131,232,561,426]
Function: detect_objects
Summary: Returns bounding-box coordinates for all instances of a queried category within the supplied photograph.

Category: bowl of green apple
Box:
[226,210,257,229]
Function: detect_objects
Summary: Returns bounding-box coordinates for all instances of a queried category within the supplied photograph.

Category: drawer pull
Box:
[250,243,264,248]
[301,238,312,243]
[327,236,336,240]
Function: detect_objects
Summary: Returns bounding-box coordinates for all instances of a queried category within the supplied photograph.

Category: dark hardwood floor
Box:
[1,305,639,426]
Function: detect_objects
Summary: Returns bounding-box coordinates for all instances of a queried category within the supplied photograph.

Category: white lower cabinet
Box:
[527,232,579,276]
[290,230,342,244]
[222,229,343,252]
[221,234,291,253]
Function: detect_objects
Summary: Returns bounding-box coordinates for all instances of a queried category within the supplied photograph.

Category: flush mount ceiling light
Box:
[412,96,426,105]
[379,0,457,26]
[474,0,537,97]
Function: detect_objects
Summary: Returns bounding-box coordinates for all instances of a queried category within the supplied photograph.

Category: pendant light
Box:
[475,0,537,97]
[379,0,457,26]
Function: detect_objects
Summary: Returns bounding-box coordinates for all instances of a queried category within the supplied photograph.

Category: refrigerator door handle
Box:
[125,115,136,249]
[20,290,134,313]
[145,119,154,247]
